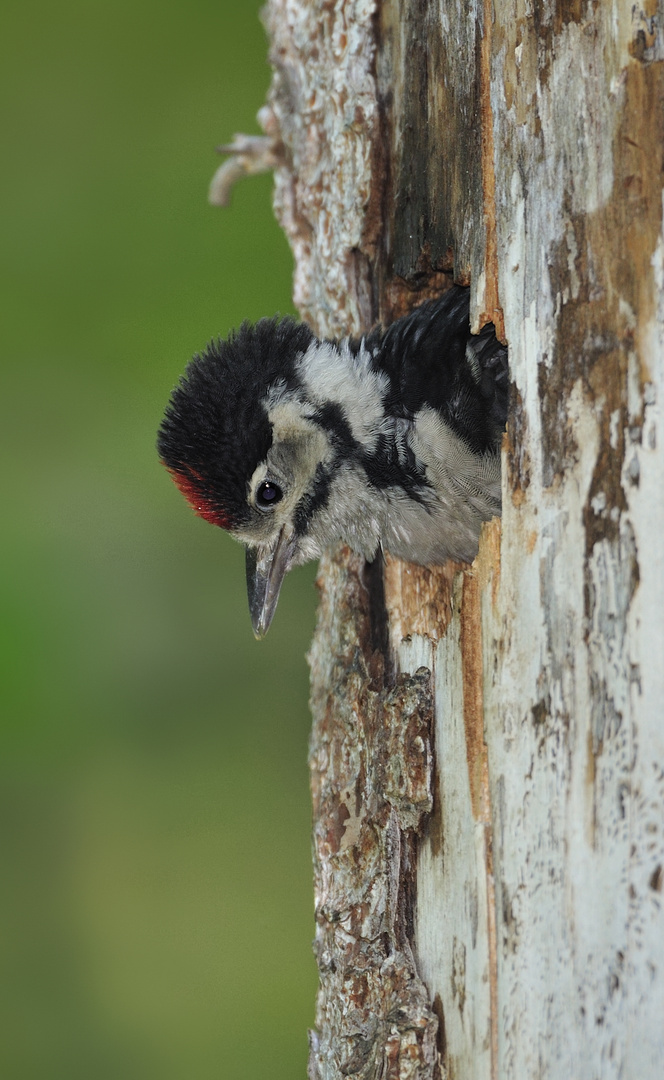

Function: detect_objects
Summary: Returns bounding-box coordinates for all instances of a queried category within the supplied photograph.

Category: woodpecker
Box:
[158,286,508,637]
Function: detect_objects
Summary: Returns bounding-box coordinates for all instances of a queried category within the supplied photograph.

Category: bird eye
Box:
[256,480,283,509]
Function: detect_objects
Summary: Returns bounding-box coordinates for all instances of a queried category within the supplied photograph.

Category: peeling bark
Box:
[254,1,664,1077]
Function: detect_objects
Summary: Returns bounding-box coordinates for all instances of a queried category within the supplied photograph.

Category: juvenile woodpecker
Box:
[158,286,508,637]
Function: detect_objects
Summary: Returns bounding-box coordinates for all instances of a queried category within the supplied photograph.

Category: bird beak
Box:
[245,527,297,638]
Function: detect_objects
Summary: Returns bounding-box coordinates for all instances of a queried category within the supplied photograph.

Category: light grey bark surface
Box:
[483,5,664,1076]
[251,1,664,1076]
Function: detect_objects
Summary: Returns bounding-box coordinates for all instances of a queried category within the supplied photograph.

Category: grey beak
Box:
[245,527,296,638]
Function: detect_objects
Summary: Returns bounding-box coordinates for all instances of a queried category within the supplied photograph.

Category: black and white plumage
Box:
[158,286,508,636]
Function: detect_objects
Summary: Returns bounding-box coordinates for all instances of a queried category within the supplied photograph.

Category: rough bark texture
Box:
[307,549,439,1079]
[256,1,664,1077]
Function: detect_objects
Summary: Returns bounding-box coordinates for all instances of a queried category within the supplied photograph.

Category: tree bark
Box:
[257,1,664,1077]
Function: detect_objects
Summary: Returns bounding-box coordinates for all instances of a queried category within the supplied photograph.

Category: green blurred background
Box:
[0,1,319,1076]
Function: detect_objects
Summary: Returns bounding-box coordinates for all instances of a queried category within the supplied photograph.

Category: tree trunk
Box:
[257,1,664,1077]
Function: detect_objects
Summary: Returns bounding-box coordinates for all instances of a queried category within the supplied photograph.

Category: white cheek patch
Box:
[234,397,335,550]
[264,394,313,440]
[263,398,335,486]
[296,340,389,451]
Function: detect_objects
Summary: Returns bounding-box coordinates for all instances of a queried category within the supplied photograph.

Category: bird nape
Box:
[158,285,508,637]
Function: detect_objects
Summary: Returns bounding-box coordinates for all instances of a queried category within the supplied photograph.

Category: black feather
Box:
[360,433,431,502]
[158,316,314,527]
[361,286,508,456]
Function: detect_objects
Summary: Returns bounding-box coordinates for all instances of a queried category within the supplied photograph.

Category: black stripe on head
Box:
[290,404,353,539]
[311,401,359,457]
[158,316,315,529]
[293,463,332,537]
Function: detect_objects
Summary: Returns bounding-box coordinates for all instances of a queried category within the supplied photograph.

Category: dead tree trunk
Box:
[254,2,664,1077]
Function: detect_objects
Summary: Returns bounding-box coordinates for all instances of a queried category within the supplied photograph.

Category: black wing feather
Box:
[362,286,508,456]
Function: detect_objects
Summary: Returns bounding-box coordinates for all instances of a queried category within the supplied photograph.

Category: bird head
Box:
[158,317,336,637]
[158,289,509,638]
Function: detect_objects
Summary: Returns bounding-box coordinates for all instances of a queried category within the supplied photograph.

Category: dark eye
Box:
[256,480,283,509]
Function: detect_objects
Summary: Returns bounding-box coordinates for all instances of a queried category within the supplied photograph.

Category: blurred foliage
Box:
[0,1,319,1075]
